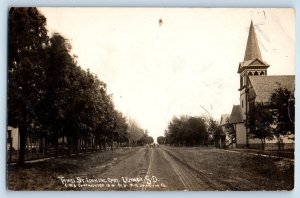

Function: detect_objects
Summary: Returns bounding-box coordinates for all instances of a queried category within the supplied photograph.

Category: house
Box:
[229,105,245,147]
[214,118,226,148]
[226,21,295,149]
[215,114,235,148]
[7,126,19,151]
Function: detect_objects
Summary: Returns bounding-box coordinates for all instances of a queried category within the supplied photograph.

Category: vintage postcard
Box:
[7,8,295,191]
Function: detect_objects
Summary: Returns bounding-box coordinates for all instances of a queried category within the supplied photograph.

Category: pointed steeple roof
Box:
[238,20,269,73]
[243,20,262,61]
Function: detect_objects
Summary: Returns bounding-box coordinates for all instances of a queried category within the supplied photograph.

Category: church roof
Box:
[219,114,230,126]
[248,75,295,102]
[229,105,243,124]
[240,58,269,67]
[244,21,262,61]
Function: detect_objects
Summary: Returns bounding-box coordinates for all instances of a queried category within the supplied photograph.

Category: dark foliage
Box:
[164,115,208,146]
[8,8,140,163]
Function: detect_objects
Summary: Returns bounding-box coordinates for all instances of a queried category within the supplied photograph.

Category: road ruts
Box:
[81,146,242,191]
[141,147,154,191]
[160,147,242,190]
[81,147,150,191]
[154,147,216,191]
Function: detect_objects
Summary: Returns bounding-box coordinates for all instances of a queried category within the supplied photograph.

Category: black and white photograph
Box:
[7,7,295,191]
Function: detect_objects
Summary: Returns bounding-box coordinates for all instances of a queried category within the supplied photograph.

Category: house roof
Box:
[249,75,295,102]
[244,21,262,61]
[219,114,230,126]
[229,105,244,124]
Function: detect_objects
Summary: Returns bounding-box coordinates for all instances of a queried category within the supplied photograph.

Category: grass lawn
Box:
[7,148,137,190]
[165,146,294,190]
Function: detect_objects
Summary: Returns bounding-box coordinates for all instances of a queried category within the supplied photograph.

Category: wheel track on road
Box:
[142,147,154,191]
[162,147,241,190]
[160,148,196,191]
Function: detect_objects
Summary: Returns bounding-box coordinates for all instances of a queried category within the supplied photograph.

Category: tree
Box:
[165,115,208,146]
[146,136,154,144]
[270,86,295,134]
[127,118,145,146]
[246,86,295,151]
[185,117,208,146]
[165,116,188,146]
[246,102,274,150]
[224,117,235,143]
[157,136,165,144]
[8,8,49,164]
[112,110,129,144]
[38,33,75,156]
[208,118,219,145]
[269,86,295,150]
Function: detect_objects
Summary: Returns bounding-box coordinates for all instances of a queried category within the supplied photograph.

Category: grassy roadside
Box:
[7,147,138,191]
[230,148,294,159]
[163,146,294,190]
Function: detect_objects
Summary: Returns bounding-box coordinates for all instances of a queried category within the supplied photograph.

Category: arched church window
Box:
[254,71,258,75]
[260,71,264,75]
[240,76,243,88]
[248,72,253,76]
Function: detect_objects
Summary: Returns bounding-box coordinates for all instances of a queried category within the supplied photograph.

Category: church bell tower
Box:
[238,20,270,119]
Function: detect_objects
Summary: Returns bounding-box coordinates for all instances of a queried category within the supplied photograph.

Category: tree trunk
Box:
[55,133,59,157]
[62,135,65,154]
[260,138,265,151]
[18,125,26,165]
[67,136,71,156]
[42,137,45,157]
[74,133,79,155]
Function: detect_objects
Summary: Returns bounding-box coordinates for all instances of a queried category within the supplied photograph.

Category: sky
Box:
[38,8,295,141]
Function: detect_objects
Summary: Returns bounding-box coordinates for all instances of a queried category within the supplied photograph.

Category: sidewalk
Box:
[222,148,294,162]
[8,152,90,166]
[8,147,132,166]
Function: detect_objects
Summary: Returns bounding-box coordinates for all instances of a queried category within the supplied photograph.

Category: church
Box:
[220,21,295,149]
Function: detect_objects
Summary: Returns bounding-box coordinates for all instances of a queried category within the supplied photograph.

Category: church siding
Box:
[235,123,247,146]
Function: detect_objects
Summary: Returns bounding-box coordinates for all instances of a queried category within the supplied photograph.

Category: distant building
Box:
[215,114,235,148]
[225,21,295,149]
[214,116,226,148]
[7,126,19,151]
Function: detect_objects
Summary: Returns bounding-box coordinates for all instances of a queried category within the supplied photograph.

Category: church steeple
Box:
[238,20,270,91]
[238,20,271,126]
[244,20,262,61]
[237,20,269,75]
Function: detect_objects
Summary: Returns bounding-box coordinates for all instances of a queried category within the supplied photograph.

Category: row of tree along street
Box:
[8,8,153,164]
[160,115,224,147]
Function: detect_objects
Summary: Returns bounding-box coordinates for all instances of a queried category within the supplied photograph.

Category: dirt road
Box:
[8,146,293,191]
[75,146,283,191]
[78,146,212,191]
